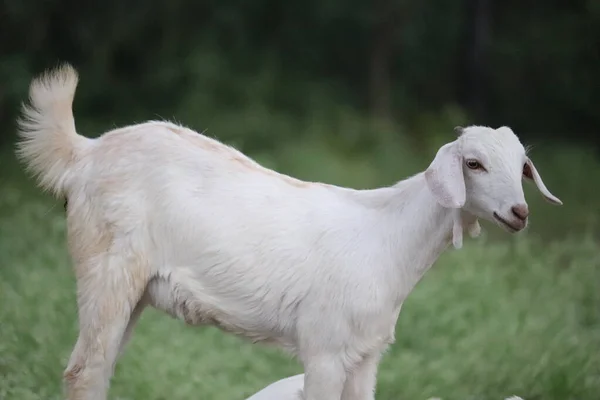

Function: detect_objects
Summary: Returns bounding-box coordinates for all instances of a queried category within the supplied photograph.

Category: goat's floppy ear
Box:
[425,142,466,208]
[523,158,563,205]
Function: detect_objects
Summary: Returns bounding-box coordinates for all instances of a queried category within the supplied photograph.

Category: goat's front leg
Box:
[63,254,148,400]
[302,354,348,400]
[341,350,382,400]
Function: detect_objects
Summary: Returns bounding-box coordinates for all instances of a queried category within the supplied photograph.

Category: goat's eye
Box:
[465,159,481,170]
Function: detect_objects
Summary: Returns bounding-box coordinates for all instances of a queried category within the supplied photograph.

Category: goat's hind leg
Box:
[63,253,149,400]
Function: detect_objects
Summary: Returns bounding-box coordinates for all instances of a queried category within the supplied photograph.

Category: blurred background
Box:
[1,1,599,399]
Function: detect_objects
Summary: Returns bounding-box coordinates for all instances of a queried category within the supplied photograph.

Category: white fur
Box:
[15,64,562,400]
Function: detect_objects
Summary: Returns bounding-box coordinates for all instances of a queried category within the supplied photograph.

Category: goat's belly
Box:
[145,268,298,351]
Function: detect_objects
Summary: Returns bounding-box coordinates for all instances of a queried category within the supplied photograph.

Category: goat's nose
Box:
[511,203,529,220]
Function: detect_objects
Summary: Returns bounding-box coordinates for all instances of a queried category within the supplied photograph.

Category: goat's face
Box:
[424,125,562,233]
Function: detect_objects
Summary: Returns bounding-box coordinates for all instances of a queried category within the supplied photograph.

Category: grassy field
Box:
[1,132,599,400]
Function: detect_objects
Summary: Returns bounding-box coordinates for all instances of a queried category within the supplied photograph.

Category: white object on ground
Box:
[245,374,304,400]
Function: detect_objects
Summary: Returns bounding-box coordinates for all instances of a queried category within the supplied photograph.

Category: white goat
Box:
[16,64,562,400]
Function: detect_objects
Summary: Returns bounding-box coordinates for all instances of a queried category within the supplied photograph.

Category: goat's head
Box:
[424,125,562,233]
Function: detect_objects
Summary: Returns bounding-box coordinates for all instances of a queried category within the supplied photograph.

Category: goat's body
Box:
[16,65,476,400]
[69,120,443,353]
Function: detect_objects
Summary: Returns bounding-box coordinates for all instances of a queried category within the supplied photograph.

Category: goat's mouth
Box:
[493,212,525,233]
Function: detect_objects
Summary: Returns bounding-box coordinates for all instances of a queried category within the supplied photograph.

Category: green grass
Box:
[1,132,599,400]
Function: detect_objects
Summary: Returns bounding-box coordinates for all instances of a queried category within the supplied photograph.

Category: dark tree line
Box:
[1,0,598,148]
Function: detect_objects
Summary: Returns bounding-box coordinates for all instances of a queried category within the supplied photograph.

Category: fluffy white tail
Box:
[16,63,90,197]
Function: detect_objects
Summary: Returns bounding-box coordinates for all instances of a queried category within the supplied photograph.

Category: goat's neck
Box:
[358,172,465,298]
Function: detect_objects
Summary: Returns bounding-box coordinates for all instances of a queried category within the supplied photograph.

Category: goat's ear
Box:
[523,158,563,205]
[425,142,466,208]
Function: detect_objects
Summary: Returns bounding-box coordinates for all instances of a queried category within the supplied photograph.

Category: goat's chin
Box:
[492,212,527,234]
